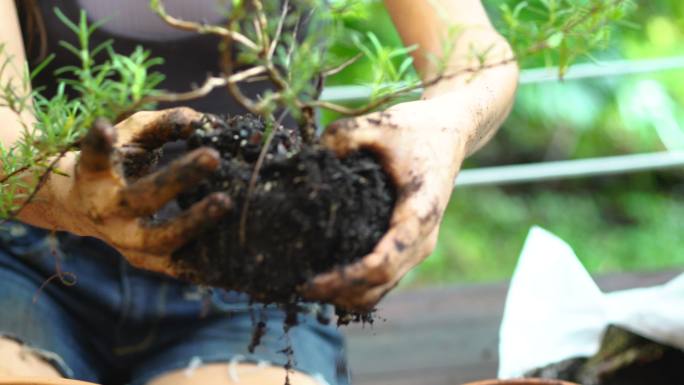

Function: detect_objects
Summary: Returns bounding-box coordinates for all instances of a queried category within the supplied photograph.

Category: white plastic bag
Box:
[498,226,684,379]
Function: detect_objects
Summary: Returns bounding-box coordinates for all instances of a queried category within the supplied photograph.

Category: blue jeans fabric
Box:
[0,222,349,385]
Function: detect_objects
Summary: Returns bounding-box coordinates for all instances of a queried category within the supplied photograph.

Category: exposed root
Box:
[32,232,77,304]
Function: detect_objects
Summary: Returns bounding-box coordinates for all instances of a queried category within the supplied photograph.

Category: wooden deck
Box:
[343,270,680,385]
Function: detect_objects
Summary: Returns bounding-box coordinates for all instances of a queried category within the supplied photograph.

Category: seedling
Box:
[0,0,634,306]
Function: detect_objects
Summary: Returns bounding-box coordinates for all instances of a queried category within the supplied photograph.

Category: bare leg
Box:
[0,337,62,377]
[147,363,321,385]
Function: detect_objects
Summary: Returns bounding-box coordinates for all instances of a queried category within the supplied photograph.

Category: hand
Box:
[23,107,231,275]
[302,99,470,311]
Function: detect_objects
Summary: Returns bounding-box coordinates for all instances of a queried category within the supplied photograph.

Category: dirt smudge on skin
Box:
[419,199,441,227]
[394,239,407,252]
[398,175,424,203]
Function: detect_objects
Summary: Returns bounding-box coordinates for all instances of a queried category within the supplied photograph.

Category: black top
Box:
[25,1,273,115]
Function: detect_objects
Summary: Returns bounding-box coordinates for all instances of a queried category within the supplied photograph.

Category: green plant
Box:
[0,9,164,218]
[0,0,634,219]
[498,0,636,75]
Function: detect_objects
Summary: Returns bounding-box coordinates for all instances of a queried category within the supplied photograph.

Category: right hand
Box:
[17,107,231,276]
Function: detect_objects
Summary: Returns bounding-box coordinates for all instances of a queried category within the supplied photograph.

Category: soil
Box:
[526,325,684,385]
[172,114,396,308]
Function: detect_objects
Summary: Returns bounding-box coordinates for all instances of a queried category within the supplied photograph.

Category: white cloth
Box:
[498,226,684,379]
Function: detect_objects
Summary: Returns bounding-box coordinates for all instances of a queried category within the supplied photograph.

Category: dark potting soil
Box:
[526,325,684,385]
[173,114,396,307]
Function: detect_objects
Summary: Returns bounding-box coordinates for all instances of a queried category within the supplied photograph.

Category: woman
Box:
[0,1,518,384]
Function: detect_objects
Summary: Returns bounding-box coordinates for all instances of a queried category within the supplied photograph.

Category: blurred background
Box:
[325,0,684,286]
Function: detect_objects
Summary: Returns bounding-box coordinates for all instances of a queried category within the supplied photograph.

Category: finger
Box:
[340,227,439,312]
[322,115,387,156]
[304,250,393,302]
[117,107,205,149]
[120,250,179,277]
[79,118,117,173]
[303,239,402,301]
[138,192,232,255]
[307,264,399,312]
[303,187,441,302]
[337,279,400,313]
[305,241,417,311]
[119,148,221,217]
[303,216,422,300]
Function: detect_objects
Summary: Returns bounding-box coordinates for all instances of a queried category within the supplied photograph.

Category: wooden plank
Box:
[344,270,681,385]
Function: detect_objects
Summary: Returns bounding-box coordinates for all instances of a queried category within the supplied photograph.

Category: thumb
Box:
[79,118,117,173]
[322,116,383,157]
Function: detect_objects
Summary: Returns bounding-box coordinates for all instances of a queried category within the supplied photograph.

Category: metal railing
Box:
[456,151,684,187]
[320,56,684,101]
[320,56,684,187]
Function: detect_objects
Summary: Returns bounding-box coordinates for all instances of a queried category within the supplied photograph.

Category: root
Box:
[239,123,279,246]
[32,232,77,304]
[248,319,267,354]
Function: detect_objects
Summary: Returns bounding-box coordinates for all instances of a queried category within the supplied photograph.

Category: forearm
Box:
[424,53,518,156]
[1,0,34,150]
[385,0,519,156]
[0,0,55,226]
[0,109,29,150]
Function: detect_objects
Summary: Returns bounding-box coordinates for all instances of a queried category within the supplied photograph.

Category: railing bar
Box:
[521,55,684,84]
[320,56,684,103]
[455,151,684,187]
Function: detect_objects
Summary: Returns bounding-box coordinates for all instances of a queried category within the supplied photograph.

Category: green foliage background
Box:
[327,0,684,285]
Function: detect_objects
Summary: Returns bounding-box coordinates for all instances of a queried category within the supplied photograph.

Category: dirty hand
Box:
[22,107,231,275]
[303,99,470,311]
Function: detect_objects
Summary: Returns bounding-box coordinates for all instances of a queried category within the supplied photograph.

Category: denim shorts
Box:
[0,222,349,385]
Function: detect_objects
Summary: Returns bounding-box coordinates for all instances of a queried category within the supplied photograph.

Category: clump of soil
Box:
[174,114,395,306]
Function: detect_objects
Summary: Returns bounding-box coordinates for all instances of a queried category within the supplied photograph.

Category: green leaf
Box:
[29,54,55,80]
[546,31,564,48]
[53,8,80,35]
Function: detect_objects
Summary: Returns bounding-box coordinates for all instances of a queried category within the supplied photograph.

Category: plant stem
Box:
[151,0,259,51]
[239,118,277,246]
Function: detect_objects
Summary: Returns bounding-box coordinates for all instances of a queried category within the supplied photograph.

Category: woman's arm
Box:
[385,0,519,154]
[0,1,58,227]
[304,0,519,310]
[0,0,32,148]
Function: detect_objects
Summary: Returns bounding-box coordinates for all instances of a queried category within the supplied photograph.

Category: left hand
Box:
[302,99,470,311]
[23,108,232,276]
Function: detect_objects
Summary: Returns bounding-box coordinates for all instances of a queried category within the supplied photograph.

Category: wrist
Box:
[422,28,517,99]
[416,96,474,155]
[423,66,518,157]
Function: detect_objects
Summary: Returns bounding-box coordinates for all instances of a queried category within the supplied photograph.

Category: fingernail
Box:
[94,118,117,141]
[196,149,220,169]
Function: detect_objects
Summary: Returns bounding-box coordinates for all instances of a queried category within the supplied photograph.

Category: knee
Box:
[0,337,63,378]
[148,363,322,385]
